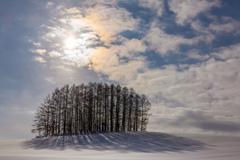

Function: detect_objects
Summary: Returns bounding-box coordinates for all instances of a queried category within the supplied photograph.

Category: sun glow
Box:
[64,36,78,49]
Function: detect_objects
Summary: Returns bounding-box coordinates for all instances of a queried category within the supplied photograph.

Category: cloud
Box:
[144,16,232,55]
[107,59,148,83]
[188,49,210,60]
[188,15,240,44]
[168,0,220,25]
[209,16,240,34]
[34,56,46,63]
[211,43,240,60]
[192,14,240,37]
[151,110,240,133]
[35,49,46,55]
[88,39,148,83]
[84,5,141,45]
[89,41,239,128]
[123,38,147,53]
[48,50,61,57]
[45,77,56,84]
[46,2,54,9]
[88,47,119,72]
[30,49,46,55]
[116,55,240,134]
[37,4,142,70]
[136,58,240,108]
[66,7,81,14]
[176,110,240,133]
[138,0,164,17]
[33,42,41,47]
[112,38,147,58]
[190,20,215,43]
[144,21,199,55]
[61,5,140,44]
[83,0,118,5]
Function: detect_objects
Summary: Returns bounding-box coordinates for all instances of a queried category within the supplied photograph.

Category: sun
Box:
[64,36,77,49]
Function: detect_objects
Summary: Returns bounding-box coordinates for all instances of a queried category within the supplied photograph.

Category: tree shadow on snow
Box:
[22,132,207,153]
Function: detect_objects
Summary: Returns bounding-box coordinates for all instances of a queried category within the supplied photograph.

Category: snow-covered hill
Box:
[0,132,240,160]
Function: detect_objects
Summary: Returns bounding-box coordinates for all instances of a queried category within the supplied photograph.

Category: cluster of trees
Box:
[32,83,151,136]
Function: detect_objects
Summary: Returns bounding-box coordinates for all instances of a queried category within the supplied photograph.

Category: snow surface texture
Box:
[0,132,240,160]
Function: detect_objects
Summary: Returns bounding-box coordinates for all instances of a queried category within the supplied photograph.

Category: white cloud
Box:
[123,38,147,53]
[144,17,228,55]
[33,42,41,47]
[45,77,56,84]
[48,50,61,57]
[211,43,240,60]
[60,5,141,44]
[35,49,46,55]
[88,47,119,72]
[138,0,164,17]
[88,42,148,84]
[116,57,240,134]
[67,7,81,14]
[85,5,141,45]
[84,0,118,5]
[30,49,46,55]
[112,38,147,58]
[190,20,215,43]
[34,56,46,63]
[168,0,220,25]
[209,16,240,34]
[28,39,41,47]
[188,49,210,60]
[107,59,148,83]
[46,2,54,9]
[38,4,142,70]
[144,24,198,55]
[189,16,240,44]
[85,42,240,134]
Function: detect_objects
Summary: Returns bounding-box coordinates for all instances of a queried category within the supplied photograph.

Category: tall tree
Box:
[128,88,135,131]
[121,87,128,131]
[32,83,151,136]
[115,85,121,131]
[110,84,115,132]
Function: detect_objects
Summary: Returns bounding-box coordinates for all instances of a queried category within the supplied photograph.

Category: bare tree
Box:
[32,83,151,136]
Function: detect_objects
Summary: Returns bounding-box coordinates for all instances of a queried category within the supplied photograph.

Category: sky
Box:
[1,0,240,140]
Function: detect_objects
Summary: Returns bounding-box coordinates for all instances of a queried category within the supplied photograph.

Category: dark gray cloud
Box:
[152,110,240,133]
[182,111,240,132]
